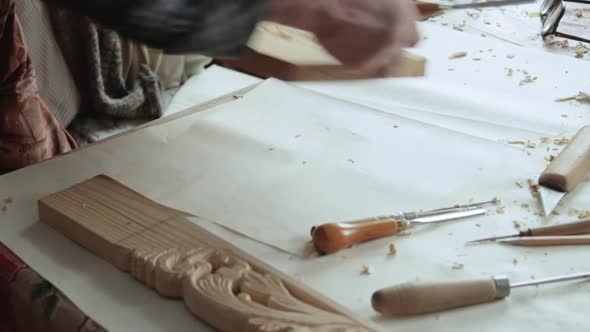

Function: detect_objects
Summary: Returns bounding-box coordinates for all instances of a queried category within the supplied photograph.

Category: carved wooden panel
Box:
[38,175,377,331]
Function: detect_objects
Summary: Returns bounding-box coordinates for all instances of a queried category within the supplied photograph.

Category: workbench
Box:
[1,1,590,331]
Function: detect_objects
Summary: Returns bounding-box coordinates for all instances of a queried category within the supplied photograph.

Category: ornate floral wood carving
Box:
[38,175,376,331]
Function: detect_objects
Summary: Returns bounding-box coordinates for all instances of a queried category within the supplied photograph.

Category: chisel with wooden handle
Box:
[372,272,590,315]
[311,200,495,254]
[416,0,535,18]
[538,125,590,216]
[466,218,590,244]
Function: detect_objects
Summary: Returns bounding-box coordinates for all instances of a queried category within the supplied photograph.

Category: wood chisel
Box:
[416,0,535,17]
[310,200,496,254]
[537,125,590,216]
[372,271,590,315]
[466,218,590,245]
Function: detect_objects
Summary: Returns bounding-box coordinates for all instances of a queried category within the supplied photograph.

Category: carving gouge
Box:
[310,200,496,254]
[416,0,535,17]
[372,271,590,315]
[466,218,590,245]
[538,125,590,216]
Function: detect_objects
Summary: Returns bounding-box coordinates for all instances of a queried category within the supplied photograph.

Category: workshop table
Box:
[1,1,590,331]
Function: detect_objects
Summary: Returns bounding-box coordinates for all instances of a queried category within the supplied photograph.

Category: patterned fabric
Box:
[0,0,77,174]
[42,0,269,56]
[15,0,80,127]
[0,242,106,332]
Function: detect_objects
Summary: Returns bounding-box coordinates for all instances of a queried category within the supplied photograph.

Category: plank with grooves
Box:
[38,175,378,332]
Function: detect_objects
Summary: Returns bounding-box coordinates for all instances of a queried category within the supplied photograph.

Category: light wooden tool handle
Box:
[529,219,590,237]
[372,278,506,315]
[539,125,590,192]
[311,217,404,254]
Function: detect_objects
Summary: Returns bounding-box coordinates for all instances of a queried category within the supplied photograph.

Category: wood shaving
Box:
[496,206,505,214]
[399,231,413,237]
[467,10,480,18]
[545,155,555,162]
[361,265,372,275]
[576,9,584,18]
[554,137,570,145]
[520,73,537,86]
[521,203,529,208]
[472,57,481,61]
[515,181,524,188]
[579,210,590,219]
[575,44,588,58]
[388,243,397,256]
[452,263,464,270]
[481,33,487,37]
[449,51,468,59]
[536,211,547,217]
[555,92,590,103]
[540,136,552,143]
[552,210,560,216]
[506,54,515,59]
[560,40,569,48]
[528,179,540,196]
[506,68,513,76]
[484,20,491,25]
[513,220,522,230]
[453,22,466,31]
[526,141,537,148]
[513,258,518,265]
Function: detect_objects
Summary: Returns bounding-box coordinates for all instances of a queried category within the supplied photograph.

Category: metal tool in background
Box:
[310,200,497,254]
[540,0,590,43]
[536,125,590,216]
[372,271,590,315]
[466,218,590,246]
[417,0,536,17]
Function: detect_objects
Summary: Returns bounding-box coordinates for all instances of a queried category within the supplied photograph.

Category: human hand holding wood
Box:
[268,0,420,75]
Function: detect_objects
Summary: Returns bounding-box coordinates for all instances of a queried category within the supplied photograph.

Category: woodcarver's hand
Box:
[269,0,420,75]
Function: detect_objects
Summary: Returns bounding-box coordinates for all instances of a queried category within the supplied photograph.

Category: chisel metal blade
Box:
[538,186,565,216]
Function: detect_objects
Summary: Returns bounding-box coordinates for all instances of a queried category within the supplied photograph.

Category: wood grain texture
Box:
[219,22,426,81]
[38,175,377,332]
[539,125,590,193]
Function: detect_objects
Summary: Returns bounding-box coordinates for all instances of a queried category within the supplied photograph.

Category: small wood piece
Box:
[38,175,377,332]
[539,125,590,193]
[372,279,498,315]
[311,217,406,255]
[219,22,426,81]
[501,235,590,247]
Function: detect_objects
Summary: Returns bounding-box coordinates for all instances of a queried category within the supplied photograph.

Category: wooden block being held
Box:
[219,22,426,81]
[38,175,377,332]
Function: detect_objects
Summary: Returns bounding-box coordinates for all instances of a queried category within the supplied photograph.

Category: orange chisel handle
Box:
[311,217,408,255]
[415,1,443,18]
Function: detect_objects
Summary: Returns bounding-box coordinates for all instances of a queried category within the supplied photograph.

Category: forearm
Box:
[41,0,269,56]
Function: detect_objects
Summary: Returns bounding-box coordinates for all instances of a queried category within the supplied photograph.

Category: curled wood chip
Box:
[555,92,590,102]
[552,210,561,216]
[540,136,552,143]
[388,243,397,256]
[399,231,413,237]
[449,51,468,59]
[496,206,505,214]
[467,10,480,18]
[579,210,590,219]
[361,265,372,275]
[513,220,522,230]
[515,181,524,188]
[526,141,537,148]
[452,263,464,270]
[472,57,481,61]
[506,68,514,76]
[484,20,491,25]
[575,44,588,58]
[560,40,569,48]
[554,137,570,145]
[576,9,584,18]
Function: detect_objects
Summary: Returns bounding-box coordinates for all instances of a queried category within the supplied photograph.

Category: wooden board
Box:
[218,22,426,81]
[38,175,379,332]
